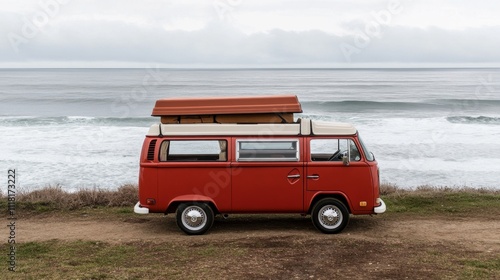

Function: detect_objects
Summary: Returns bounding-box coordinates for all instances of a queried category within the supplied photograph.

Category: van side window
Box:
[310,139,361,162]
[236,139,299,161]
[159,140,227,162]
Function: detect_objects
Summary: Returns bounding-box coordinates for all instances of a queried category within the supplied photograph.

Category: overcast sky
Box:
[1,0,500,67]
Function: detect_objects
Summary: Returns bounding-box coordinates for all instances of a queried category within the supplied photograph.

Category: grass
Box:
[461,258,500,279]
[2,237,499,279]
[380,183,500,216]
[1,240,250,279]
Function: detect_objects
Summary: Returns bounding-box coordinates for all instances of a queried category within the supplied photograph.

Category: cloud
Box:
[341,26,500,63]
[1,1,500,67]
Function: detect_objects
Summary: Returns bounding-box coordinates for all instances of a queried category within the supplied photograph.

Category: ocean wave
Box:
[446,116,500,125]
[432,99,500,108]
[301,99,500,112]
[302,100,441,112]
[0,116,154,127]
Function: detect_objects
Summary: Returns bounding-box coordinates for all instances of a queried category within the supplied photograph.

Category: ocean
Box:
[1,68,499,191]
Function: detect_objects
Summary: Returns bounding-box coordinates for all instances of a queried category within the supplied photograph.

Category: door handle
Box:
[287,174,301,179]
[307,175,320,179]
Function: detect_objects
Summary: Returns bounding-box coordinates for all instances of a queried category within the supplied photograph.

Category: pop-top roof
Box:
[151,95,303,116]
[146,119,357,136]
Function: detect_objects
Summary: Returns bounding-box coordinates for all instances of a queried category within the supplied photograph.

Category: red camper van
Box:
[134,95,386,235]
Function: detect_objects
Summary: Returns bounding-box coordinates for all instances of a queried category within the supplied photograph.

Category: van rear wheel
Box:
[311,198,349,234]
[176,203,214,235]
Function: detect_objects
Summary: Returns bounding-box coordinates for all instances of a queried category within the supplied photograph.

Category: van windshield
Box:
[359,136,375,161]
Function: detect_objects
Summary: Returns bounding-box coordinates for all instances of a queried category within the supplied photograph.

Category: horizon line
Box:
[1,66,500,70]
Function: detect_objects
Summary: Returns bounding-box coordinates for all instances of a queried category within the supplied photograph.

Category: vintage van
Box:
[134,95,386,235]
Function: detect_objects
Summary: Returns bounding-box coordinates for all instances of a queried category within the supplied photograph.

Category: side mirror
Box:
[371,152,375,160]
[342,154,350,166]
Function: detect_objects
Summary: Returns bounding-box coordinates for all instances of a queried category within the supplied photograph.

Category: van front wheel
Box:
[311,198,349,234]
[176,203,214,235]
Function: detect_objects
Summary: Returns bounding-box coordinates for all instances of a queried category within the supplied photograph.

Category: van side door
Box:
[231,138,304,212]
[306,137,374,214]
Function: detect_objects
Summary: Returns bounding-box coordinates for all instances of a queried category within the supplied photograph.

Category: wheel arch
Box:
[308,192,351,214]
[166,195,220,214]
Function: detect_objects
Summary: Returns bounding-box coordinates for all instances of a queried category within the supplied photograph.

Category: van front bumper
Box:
[374,198,386,214]
[134,202,149,214]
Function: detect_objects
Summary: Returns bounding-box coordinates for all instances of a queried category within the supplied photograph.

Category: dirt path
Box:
[16,213,500,254]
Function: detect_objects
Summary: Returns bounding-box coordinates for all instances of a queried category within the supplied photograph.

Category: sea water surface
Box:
[1,68,499,191]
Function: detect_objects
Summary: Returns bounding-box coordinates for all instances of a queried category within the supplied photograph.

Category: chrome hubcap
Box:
[182,206,206,231]
[318,205,342,229]
[189,210,201,223]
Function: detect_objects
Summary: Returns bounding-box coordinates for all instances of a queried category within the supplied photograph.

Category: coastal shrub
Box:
[108,184,138,207]
[13,184,138,210]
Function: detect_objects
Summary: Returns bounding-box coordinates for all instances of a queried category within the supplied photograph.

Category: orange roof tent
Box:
[151,95,303,124]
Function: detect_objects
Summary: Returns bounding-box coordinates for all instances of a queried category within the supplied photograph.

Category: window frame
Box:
[309,138,362,162]
[358,136,375,162]
[235,139,300,162]
[159,139,228,162]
